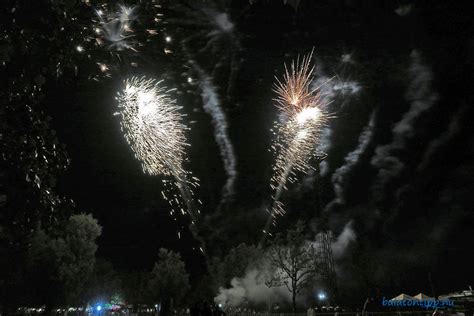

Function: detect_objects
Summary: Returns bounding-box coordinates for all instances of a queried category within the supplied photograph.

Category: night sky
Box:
[10,0,473,296]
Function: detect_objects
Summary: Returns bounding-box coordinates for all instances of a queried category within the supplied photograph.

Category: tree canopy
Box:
[28,214,102,308]
[149,248,190,305]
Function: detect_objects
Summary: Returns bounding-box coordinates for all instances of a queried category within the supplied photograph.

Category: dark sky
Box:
[32,0,474,295]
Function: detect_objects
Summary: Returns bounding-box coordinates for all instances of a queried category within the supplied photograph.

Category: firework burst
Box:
[91,4,140,54]
[264,52,330,235]
[71,3,164,80]
[115,76,200,224]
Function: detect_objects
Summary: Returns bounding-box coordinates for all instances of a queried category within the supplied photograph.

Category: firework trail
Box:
[262,52,330,239]
[115,76,201,226]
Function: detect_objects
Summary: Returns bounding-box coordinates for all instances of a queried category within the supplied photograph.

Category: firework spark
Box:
[94,4,138,51]
[73,3,165,80]
[264,52,330,235]
[115,76,200,224]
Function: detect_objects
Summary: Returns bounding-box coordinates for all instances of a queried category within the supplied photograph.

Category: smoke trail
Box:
[166,2,242,98]
[417,105,467,171]
[311,71,362,177]
[370,50,437,200]
[187,57,237,204]
[325,111,376,212]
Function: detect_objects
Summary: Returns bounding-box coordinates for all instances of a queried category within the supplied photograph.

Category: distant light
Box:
[96,305,102,312]
[76,45,84,53]
[218,304,223,308]
[165,36,171,43]
[187,77,192,83]
[318,292,326,300]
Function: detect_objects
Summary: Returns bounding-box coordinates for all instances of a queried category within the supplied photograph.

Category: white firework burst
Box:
[264,52,330,234]
[94,4,138,51]
[115,76,200,222]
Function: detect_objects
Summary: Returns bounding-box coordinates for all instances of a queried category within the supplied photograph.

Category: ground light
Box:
[318,292,327,301]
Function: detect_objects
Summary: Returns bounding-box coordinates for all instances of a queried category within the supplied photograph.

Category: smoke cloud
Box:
[331,221,357,259]
[417,105,467,171]
[370,50,437,201]
[214,268,291,308]
[215,224,355,308]
[325,112,376,213]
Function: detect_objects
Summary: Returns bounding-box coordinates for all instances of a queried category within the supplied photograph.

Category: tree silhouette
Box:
[149,248,190,316]
[266,221,321,311]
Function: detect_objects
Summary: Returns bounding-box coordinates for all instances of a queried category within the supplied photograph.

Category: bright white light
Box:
[165,36,171,43]
[116,76,200,223]
[218,304,223,308]
[95,4,137,51]
[296,107,321,125]
[76,45,84,52]
[137,91,156,117]
[266,52,329,231]
[296,130,308,140]
[318,292,326,300]
[118,5,136,23]
[96,305,102,312]
[98,63,108,72]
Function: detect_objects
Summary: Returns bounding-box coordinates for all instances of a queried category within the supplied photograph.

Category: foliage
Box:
[149,248,190,304]
[121,271,150,305]
[27,214,102,307]
[188,274,216,303]
[0,2,81,309]
[0,80,76,311]
[223,243,263,279]
[88,259,123,304]
[266,221,321,311]
[209,243,264,290]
